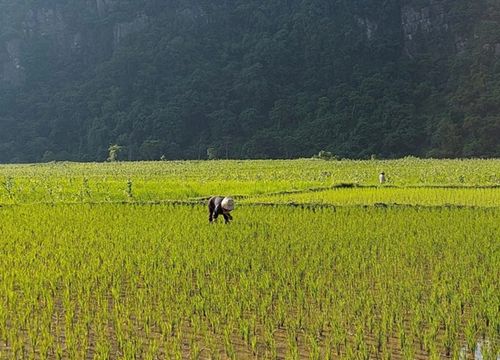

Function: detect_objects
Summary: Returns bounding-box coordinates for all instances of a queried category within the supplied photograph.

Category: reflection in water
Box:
[459,341,500,360]
[475,342,483,360]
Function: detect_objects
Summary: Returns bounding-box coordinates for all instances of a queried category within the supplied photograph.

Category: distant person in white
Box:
[379,172,386,184]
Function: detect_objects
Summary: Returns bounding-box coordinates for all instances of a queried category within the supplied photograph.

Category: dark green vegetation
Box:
[0,0,499,163]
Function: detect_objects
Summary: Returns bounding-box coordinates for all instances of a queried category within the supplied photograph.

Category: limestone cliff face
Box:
[113,14,149,48]
[0,0,498,88]
[0,39,24,86]
[400,0,500,57]
[401,1,453,55]
[0,0,148,87]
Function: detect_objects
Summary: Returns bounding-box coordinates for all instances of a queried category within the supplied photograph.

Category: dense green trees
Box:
[0,0,498,162]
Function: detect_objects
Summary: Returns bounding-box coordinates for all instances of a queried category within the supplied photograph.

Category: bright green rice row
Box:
[1,159,499,205]
[246,187,500,207]
[0,204,498,358]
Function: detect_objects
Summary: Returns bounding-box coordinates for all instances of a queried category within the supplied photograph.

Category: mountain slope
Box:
[0,0,499,162]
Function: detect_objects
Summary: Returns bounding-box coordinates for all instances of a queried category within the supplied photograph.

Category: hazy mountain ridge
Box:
[0,0,498,162]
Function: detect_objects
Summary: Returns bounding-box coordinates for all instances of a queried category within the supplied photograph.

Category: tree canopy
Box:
[0,0,498,162]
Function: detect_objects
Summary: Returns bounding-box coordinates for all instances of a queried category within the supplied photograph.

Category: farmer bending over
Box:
[208,196,234,223]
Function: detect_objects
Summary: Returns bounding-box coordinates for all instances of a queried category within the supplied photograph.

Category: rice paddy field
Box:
[0,158,499,359]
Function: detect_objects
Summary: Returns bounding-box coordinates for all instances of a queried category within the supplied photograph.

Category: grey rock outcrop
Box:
[1,39,25,86]
[401,1,453,56]
[114,14,149,48]
[23,7,66,38]
[0,0,148,87]
[95,0,117,17]
[356,16,378,41]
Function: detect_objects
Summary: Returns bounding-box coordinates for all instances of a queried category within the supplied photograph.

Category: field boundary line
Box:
[1,200,499,211]
[244,202,500,210]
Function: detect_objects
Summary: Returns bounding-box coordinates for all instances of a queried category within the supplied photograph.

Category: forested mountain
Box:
[0,0,499,162]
